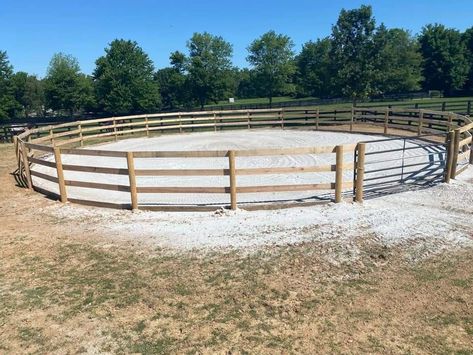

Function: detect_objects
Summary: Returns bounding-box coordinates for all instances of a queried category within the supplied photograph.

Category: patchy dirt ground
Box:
[1,142,473,354]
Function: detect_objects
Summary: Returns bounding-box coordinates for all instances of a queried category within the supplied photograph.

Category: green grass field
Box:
[206,95,473,113]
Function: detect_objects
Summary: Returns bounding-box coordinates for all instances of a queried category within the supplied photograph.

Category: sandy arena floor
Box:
[31,129,447,206]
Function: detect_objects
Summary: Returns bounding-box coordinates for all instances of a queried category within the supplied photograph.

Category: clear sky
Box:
[1,0,472,78]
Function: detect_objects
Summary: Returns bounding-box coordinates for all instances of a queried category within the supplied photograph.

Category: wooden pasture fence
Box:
[14,107,473,211]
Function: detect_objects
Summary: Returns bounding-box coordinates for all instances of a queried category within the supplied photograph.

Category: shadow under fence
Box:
[356,134,448,200]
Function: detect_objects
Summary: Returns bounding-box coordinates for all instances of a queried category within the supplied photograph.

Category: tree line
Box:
[1,5,473,120]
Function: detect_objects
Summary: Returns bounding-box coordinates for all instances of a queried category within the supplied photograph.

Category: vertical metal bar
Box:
[400,138,407,183]
[335,145,344,203]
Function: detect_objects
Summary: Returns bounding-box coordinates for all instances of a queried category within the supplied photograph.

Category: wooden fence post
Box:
[78,123,84,147]
[354,143,366,202]
[145,115,149,137]
[179,114,182,133]
[444,131,455,183]
[450,128,461,179]
[113,118,118,141]
[54,147,67,203]
[214,112,218,132]
[126,152,138,210]
[447,114,453,132]
[350,106,354,131]
[417,110,424,135]
[228,150,237,210]
[335,145,344,203]
[21,141,33,190]
[247,111,251,129]
[13,135,18,160]
[315,107,320,130]
[49,127,54,145]
[280,109,284,129]
[384,108,389,134]
[467,100,471,116]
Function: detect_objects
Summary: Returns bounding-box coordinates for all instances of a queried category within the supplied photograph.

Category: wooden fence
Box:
[2,97,473,143]
[14,107,473,211]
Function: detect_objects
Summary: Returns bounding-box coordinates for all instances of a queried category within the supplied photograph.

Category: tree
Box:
[154,53,187,110]
[94,39,161,115]
[185,32,234,109]
[247,31,296,105]
[295,38,332,98]
[44,53,94,116]
[330,5,377,101]
[419,24,469,94]
[11,72,45,117]
[462,27,473,92]
[373,26,423,94]
[236,68,260,99]
[0,51,19,120]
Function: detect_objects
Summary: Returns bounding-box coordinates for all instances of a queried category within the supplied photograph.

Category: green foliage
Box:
[44,53,94,115]
[0,51,19,120]
[419,24,470,94]
[247,31,296,105]
[236,68,260,99]
[330,5,377,101]
[154,67,186,110]
[295,38,332,98]
[11,72,45,117]
[94,39,161,115]
[462,27,473,91]
[373,26,423,94]
[184,32,234,108]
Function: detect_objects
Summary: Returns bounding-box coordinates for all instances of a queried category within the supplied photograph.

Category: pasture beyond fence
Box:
[14,107,473,211]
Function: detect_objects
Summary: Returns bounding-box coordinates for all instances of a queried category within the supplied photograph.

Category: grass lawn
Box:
[206,95,473,113]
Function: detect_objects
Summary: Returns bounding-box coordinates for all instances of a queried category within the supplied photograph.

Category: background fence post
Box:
[228,150,237,210]
[417,110,423,135]
[78,123,83,147]
[350,106,354,131]
[335,145,344,203]
[49,127,54,145]
[355,143,366,202]
[13,135,18,160]
[444,131,455,183]
[21,141,33,190]
[384,108,389,134]
[315,107,320,130]
[450,128,461,179]
[280,109,284,129]
[53,147,67,203]
[126,152,138,210]
[145,115,149,137]
[113,118,117,141]
[467,100,471,116]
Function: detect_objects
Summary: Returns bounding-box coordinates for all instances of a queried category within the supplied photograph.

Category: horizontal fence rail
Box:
[13,106,473,211]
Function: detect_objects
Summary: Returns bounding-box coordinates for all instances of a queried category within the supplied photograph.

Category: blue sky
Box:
[1,0,472,77]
